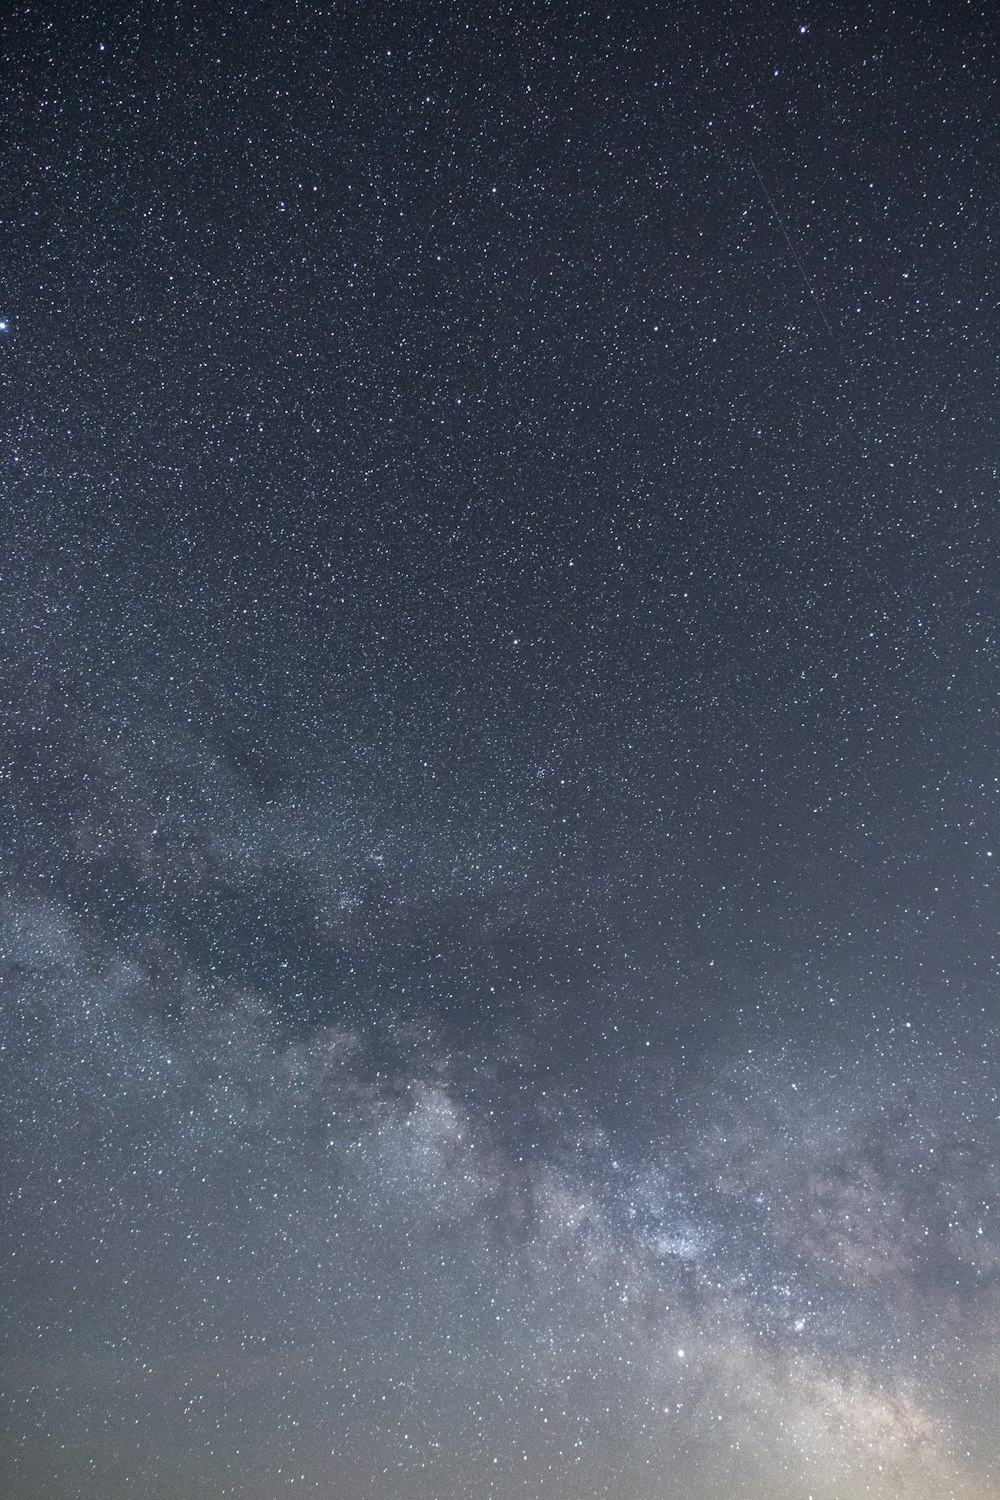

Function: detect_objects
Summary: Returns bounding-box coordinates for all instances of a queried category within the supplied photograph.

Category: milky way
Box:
[1,2,997,1497]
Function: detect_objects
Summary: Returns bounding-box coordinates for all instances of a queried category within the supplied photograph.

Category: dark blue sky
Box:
[1,3,997,1496]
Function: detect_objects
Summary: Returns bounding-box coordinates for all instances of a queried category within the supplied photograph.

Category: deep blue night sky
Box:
[1,2,997,1496]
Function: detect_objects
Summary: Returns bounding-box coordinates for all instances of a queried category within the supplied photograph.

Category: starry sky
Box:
[1,2,998,1497]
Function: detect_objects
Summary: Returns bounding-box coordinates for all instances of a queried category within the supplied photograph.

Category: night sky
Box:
[1,2,998,1497]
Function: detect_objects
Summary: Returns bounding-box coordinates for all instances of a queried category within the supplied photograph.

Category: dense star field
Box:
[1,2,997,1497]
